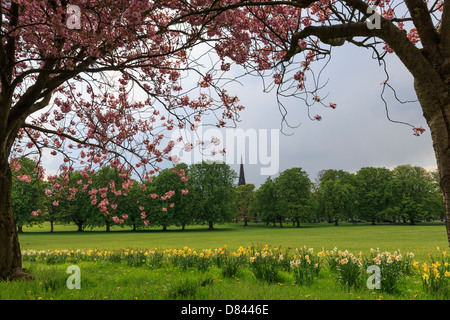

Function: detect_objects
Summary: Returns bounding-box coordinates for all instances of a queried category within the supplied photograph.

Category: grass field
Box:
[1,221,448,301]
[18,221,448,261]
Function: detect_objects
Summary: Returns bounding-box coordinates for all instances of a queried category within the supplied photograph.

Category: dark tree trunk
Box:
[208,221,214,230]
[162,225,167,231]
[296,218,300,228]
[17,226,23,233]
[132,223,137,232]
[50,220,54,233]
[0,158,31,280]
[77,223,83,232]
[414,76,450,247]
[106,223,110,232]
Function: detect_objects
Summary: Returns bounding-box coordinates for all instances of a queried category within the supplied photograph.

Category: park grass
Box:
[0,258,432,300]
[18,221,448,261]
[1,221,447,301]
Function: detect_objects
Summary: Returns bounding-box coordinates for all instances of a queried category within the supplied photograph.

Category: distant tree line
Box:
[251,165,444,227]
[12,158,444,232]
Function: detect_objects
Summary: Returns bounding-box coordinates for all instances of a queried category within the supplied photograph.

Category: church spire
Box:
[238,156,246,186]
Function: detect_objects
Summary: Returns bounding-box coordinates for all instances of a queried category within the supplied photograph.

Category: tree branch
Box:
[284,22,382,61]
[404,0,440,59]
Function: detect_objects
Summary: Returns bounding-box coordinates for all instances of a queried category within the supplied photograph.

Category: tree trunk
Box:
[296,218,300,228]
[77,223,83,232]
[105,223,110,232]
[50,220,54,233]
[17,225,23,233]
[208,221,214,230]
[414,77,450,247]
[0,158,31,280]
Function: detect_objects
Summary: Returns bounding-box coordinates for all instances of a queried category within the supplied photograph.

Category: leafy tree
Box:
[187,161,237,230]
[390,165,435,225]
[152,164,189,231]
[51,170,97,232]
[355,167,393,225]
[42,181,58,233]
[275,168,312,228]
[428,170,445,221]
[11,158,45,232]
[117,181,149,232]
[235,184,256,227]
[254,177,283,227]
[88,166,128,232]
[318,170,356,225]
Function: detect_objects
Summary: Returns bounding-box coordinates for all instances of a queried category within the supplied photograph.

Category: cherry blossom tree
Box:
[0,0,243,280]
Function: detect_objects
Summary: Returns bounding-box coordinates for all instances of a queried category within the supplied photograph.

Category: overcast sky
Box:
[220,44,437,188]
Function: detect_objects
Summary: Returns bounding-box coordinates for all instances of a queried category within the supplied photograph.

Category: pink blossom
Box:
[171,155,181,164]
[17,174,31,183]
[31,209,41,217]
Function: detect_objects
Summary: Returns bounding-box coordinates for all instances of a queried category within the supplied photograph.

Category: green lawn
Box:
[3,221,447,301]
[18,221,448,261]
